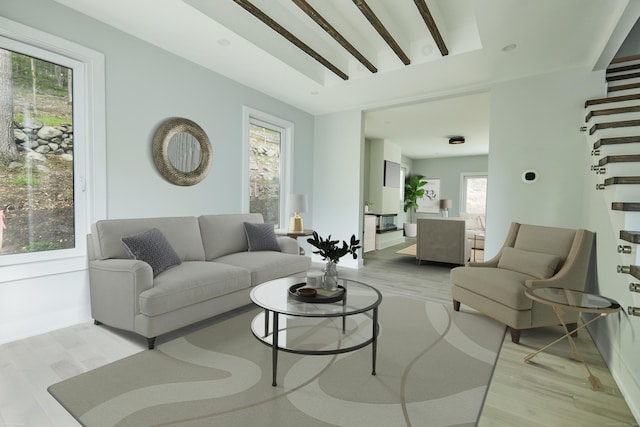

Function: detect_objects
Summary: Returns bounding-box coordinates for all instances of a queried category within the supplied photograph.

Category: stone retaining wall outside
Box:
[13,120,73,156]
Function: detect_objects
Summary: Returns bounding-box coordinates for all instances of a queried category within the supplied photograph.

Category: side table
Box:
[523,286,621,391]
[275,229,314,255]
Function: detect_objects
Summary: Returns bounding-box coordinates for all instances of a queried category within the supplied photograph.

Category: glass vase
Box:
[323,260,339,291]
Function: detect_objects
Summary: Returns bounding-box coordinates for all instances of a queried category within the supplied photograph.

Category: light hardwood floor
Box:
[0,243,637,426]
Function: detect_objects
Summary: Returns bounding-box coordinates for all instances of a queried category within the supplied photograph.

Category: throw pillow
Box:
[498,247,561,279]
[244,222,281,252]
[121,228,182,277]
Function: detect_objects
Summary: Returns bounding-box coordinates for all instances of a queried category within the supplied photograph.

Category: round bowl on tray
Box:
[288,283,345,303]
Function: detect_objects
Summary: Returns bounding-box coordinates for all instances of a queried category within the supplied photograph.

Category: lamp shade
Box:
[439,199,452,209]
[288,194,308,213]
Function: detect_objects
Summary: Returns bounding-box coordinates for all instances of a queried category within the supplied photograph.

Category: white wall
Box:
[412,155,488,218]
[486,70,600,255]
[311,110,363,269]
[0,0,315,344]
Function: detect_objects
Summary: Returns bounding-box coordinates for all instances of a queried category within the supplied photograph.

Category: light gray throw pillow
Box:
[121,228,182,277]
[498,247,561,279]
[243,222,281,252]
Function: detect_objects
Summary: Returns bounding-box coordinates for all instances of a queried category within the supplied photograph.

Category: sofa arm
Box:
[277,236,301,255]
[88,259,153,331]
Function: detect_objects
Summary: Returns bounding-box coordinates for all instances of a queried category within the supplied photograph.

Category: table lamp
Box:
[440,199,452,217]
[288,194,308,232]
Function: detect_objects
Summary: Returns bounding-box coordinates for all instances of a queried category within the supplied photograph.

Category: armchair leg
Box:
[510,328,521,344]
[147,337,157,350]
[453,300,461,311]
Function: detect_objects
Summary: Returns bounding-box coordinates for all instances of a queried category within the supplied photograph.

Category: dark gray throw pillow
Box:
[121,228,182,277]
[244,222,281,252]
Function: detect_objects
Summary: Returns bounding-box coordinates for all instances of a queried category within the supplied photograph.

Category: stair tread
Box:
[604,176,640,185]
[612,202,640,212]
[586,105,640,122]
[607,72,640,82]
[590,119,640,135]
[593,136,640,148]
[585,93,640,107]
[608,63,640,74]
[609,82,640,93]
[599,154,640,165]
[620,230,640,244]
[611,54,640,64]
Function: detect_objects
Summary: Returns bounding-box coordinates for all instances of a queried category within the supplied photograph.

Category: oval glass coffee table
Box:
[524,286,621,390]
[250,276,382,386]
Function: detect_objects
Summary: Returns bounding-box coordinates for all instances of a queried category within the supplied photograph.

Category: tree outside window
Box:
[248,122,282,225]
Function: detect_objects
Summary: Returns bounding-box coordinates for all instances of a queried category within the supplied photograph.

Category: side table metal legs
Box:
[524,307,609,391]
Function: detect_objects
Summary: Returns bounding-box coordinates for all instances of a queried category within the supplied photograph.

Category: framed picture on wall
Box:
[417,179,440,213]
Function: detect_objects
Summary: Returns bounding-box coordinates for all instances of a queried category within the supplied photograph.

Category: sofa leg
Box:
[453,300,461,311]
[510,328,521,344]
[94,319,102,325]
[567,322,578,338]
[147,337,157,350]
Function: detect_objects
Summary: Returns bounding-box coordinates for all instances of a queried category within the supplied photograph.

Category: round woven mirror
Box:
[152,117,212,186]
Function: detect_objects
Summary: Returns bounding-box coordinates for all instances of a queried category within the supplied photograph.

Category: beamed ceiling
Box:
[53,0,638,158]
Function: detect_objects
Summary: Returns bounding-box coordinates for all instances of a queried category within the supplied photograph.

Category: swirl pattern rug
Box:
[48,294,504,426]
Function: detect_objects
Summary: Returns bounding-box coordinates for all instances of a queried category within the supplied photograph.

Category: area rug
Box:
[396,244,417,256]
[49,294,505,427]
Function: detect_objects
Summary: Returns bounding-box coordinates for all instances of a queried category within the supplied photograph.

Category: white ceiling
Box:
[53,0,635,158]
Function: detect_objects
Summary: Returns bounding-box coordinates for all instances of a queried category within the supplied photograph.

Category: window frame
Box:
[459,172,488,214]
[0,17,106,282]
[241,107,293,230]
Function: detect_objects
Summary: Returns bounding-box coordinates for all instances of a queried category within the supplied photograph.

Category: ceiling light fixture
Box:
[449,136,465,145]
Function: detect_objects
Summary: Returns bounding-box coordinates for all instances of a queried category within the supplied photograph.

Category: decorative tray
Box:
[288,283,345,303]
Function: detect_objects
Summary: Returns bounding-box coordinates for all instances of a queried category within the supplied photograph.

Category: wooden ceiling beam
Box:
[413,0,448,56]
[292,0,377,73]
[231,0,348,80]
[352,0,411,66]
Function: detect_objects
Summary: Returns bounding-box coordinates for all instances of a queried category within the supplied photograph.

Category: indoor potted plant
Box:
[403,175,428,237]
[307,231,361,290]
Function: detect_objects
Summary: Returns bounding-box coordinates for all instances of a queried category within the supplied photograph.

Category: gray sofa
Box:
[416,218,471,265]
[87,213,311,348]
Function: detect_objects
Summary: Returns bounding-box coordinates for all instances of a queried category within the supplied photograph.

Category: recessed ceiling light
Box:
[448,136,465,144]
[422,44,434,56]
[217,39,231,47]
[501,43,517,52]
[310,90,319,95]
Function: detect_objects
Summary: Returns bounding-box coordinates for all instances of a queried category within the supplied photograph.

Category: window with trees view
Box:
[244,108,292,229]
[249,120,284,226]
[462,174,487,214]
[0,47,74,256]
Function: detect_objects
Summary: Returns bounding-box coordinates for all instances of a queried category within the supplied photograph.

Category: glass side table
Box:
[524,286,621,391]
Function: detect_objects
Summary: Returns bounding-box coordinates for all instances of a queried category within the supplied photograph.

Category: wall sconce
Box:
[288,194,308,232]
[440,199,452,217]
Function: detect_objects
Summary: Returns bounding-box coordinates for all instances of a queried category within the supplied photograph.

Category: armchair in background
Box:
[450,222,594,343]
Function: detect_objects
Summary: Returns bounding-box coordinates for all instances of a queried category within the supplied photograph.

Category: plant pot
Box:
[404,222,417,237]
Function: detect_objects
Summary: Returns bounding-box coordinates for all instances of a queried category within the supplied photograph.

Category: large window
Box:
[461,174,487,214]
[0,17,105,278]
[242,108,292,229]
[0,48,74,256]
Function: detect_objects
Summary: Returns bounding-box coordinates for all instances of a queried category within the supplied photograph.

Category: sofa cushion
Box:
[513,224,575,264]
[244,222,281,252]
[92,217,205,261]
[199,213,264,260]
[139,261,251,317]
[450,266,536,310]
[498,247,561,279]
[214,252,311,286]
[121,228,182,277]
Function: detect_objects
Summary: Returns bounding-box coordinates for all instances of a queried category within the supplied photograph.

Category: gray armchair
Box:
[450,222,594,343]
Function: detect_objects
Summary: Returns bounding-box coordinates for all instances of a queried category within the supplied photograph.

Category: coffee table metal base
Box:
[251,308,379,387]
